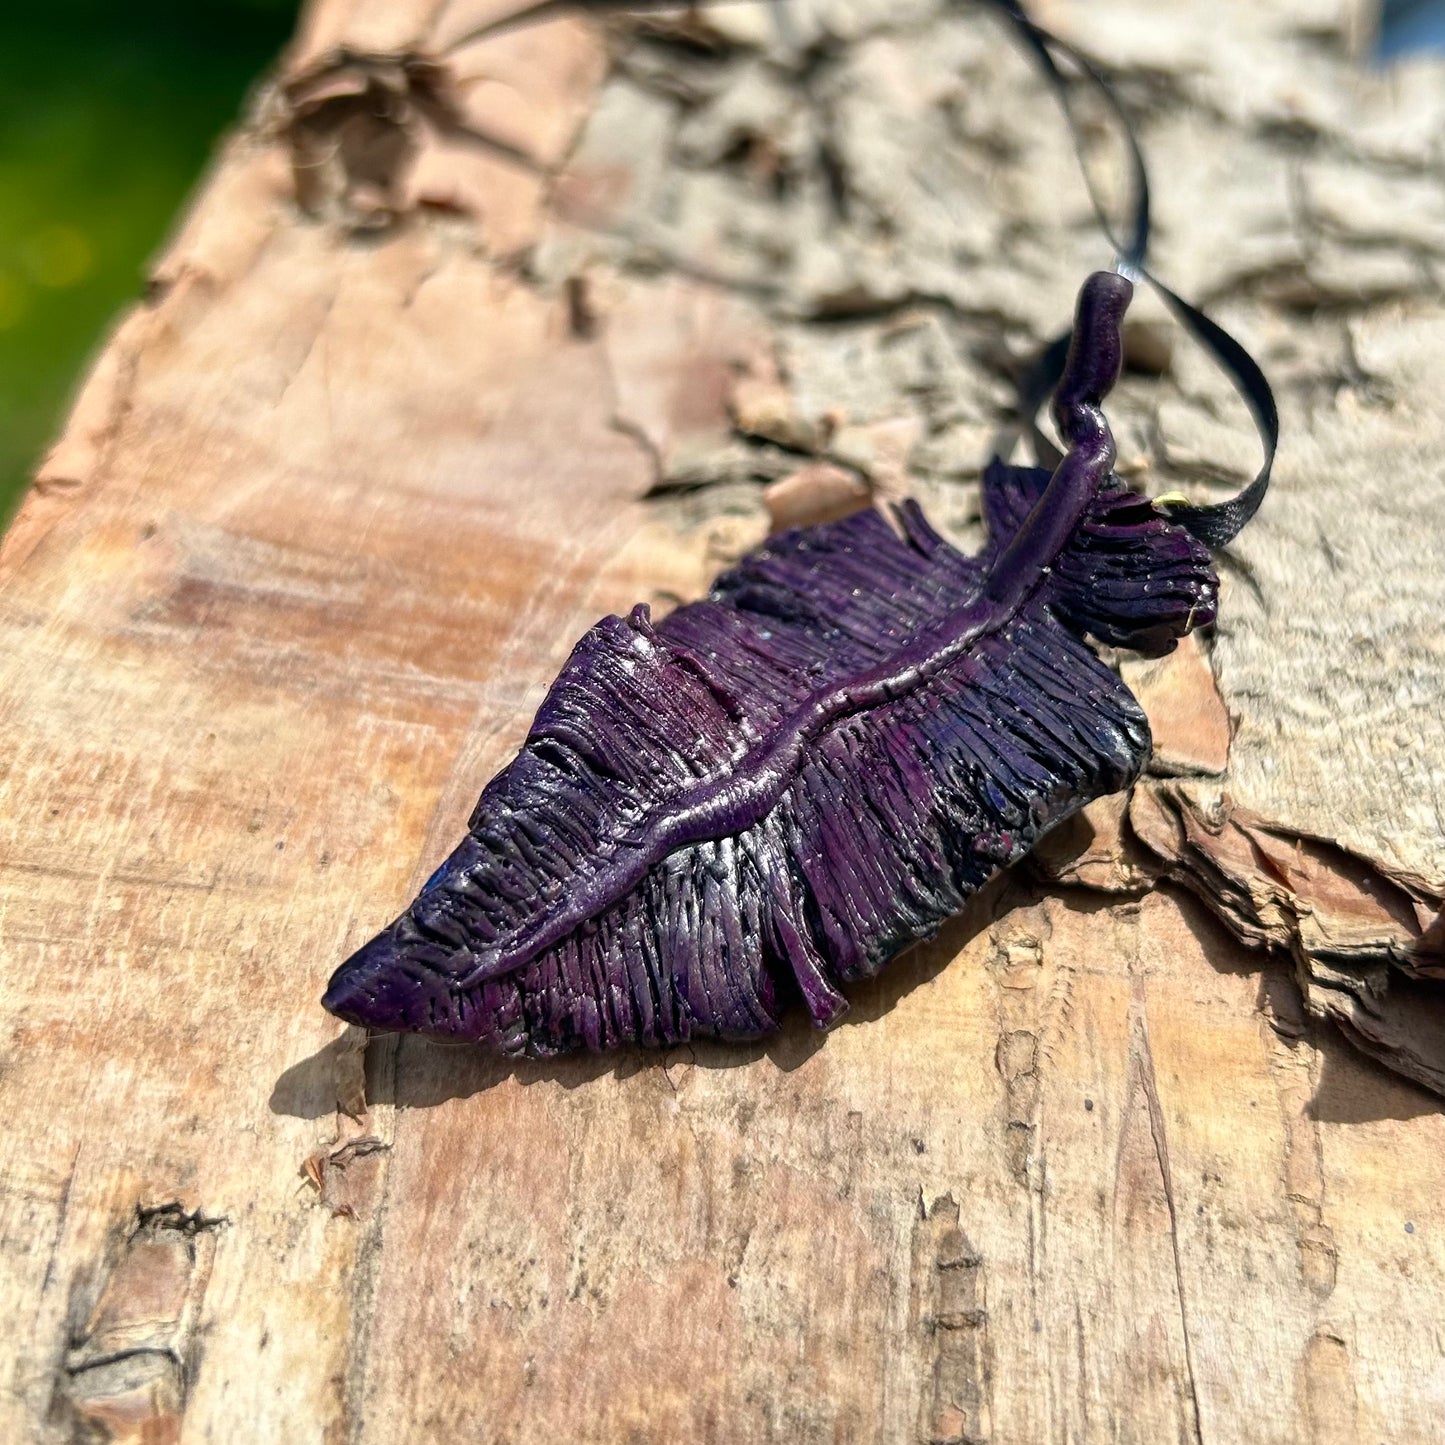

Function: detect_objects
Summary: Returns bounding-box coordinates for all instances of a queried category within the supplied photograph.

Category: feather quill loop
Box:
[323,273,1220,1054]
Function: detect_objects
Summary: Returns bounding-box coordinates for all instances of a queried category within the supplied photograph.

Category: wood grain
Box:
[2,1,1444,1440]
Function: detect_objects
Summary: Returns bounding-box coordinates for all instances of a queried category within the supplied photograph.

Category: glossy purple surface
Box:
[323,273,1218,1054]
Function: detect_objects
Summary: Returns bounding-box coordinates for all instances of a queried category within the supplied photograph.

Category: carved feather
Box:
[323,273,1218,1054]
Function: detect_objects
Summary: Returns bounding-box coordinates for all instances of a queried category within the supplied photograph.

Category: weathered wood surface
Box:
[3,1,1445,1441]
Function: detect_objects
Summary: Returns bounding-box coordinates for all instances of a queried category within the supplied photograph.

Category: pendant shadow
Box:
[269,872,1019,1119]
[270,873,1443,1122]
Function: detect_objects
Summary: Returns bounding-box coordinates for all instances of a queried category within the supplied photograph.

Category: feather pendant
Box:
[323,272,1219,1054]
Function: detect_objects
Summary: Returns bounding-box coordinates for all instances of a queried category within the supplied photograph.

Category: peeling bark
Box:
[58,1205,224,1445]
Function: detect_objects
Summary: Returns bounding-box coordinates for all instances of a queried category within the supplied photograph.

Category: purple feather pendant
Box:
[323,272,1219,1055]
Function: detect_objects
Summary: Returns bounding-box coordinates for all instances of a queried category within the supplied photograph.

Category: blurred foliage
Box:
[0,1,296,522]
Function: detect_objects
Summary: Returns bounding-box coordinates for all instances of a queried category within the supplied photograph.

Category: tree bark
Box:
[3,1,1444,1441]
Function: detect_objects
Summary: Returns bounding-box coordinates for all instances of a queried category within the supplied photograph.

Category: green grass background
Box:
[0,1,296,523]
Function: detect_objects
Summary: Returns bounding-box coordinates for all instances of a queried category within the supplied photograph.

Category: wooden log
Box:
[2,2,1444,1441]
